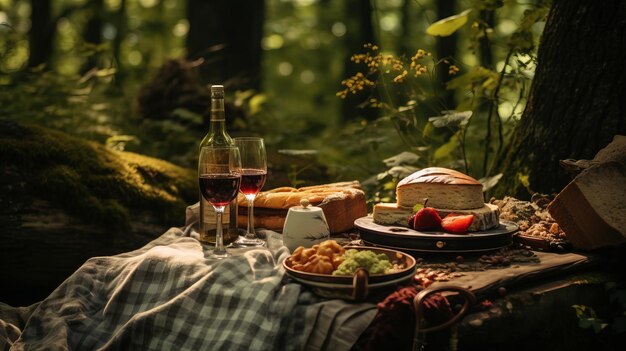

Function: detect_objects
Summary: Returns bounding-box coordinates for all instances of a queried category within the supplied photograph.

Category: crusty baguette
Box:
[396,167,484,210]
[237,181,367,233]
[238,185,363,209]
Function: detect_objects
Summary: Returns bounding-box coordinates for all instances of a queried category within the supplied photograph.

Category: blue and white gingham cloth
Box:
[1,227,376,351]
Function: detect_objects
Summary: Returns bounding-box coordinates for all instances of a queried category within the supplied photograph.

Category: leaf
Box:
[105,135,138,151]
[249,93,267,115]
[434,132,460,160]
[428,110,473,128]
[422,120,435,138]
[578,318,592,329]
[94,68,117,77]
[592,320,609,334]
[426,9,472,37]
[387,166,418,179]
[520,7,550,30]
[413,203,424,213]
[234,89,255,106]
[383,151,420,167]
[478,173,503,192]
[447,66,499,90]
[383,181,396,190]
[517,172,530,188]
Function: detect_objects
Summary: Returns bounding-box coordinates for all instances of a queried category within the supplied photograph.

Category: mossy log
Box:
[0,120,197,305]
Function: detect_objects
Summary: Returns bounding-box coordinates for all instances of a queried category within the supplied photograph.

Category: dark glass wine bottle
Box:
[198,85,239,245]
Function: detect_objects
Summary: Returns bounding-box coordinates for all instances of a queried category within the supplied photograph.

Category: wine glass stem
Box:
[214,206,226,255]
[246,195,256,239]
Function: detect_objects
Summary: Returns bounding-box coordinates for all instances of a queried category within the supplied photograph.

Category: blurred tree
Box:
[28,0,52,67]
[83,0,104,71]
[341,0,376,122]
[477,4,497,176]
[477,8,495,68]
[112,0,127,84]
[186,0,265,91]
[495,0,626,198]
[434,0,458,109]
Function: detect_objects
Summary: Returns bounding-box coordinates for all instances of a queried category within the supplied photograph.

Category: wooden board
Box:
[431,251,595,297]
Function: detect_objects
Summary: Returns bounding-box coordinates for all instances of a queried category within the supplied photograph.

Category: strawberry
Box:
[408,199,442,231]
[441,214,475,234]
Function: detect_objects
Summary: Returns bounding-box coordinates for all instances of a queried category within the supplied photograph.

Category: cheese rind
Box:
[373,202,500,231]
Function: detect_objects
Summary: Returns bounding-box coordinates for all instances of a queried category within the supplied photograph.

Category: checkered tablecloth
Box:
[0,227,376,351]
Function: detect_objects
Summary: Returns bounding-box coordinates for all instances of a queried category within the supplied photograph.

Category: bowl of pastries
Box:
[283,240,416,301]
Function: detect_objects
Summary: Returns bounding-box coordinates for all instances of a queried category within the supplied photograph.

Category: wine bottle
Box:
[198,85,239,245]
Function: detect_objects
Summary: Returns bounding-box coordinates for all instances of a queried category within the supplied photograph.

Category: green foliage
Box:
[336,1,551,202]
[572,282,626,337]
[0,0,553,206]
[573,304,609,334]
[0,61,129,142]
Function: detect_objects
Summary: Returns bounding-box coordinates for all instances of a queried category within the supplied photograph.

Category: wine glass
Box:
[198,146,241,259]
[233,137,267,247]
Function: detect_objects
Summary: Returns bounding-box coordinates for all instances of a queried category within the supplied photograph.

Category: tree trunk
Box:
[478,9,494,68]
[83,0,104,71]
[112,0,127,85]
[341,0,376,122]
[28,0,52,67]
[494,0,626,199]
[186,0,265,91]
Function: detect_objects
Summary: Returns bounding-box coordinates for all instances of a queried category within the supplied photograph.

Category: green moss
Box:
[0,119,196,230]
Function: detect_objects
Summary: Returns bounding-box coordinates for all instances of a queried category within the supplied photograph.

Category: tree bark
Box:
[28,0,53,67]
[494,0,626,199]
[186,0,265,91]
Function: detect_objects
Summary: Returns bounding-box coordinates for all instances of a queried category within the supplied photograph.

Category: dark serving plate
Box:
[354,216,518,254]
[283,246,416,301]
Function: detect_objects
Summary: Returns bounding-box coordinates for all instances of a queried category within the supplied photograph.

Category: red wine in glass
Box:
[233,137,266,247]
[239,169,267,196]
[199,174,241,207]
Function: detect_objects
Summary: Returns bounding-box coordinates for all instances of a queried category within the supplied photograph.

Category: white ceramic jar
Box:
[282,199,330,252]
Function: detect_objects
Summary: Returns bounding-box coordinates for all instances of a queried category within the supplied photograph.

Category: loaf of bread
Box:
[237,181,367,234]
[396,167,484,210]
[373,202,500,231]
[548,162,626,250]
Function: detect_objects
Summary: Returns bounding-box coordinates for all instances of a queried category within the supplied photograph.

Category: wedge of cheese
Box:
[373,202,500,232]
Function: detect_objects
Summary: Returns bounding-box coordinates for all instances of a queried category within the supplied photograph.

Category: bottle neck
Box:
[202,96,232,146]
[209,96,226,135]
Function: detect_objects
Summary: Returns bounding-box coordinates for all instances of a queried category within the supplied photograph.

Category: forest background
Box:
[1,0,549,205]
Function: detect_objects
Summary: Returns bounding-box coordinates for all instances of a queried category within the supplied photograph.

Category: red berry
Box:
[411,207,442,231]
[441,214,474,234]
